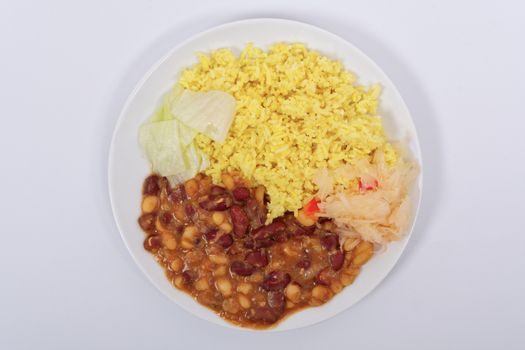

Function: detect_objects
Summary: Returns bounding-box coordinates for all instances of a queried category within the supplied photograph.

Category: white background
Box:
[1,0,524,349]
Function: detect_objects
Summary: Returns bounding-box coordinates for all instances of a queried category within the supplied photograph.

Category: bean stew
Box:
[138,172,374,329]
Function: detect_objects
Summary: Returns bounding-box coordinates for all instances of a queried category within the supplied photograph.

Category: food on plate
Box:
[314,149,419,245]
[137,43,419,328]
[179,43,397,221]
[139,173,374,327]
[139,89,235,183]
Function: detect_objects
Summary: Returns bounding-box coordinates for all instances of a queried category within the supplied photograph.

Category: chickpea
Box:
[219,222,233,233]
[341,267,360,286]
[286,301,295,309]
[173,275,184,288]
[163,236,177,250]
[184,179,198,198]
[173,204,186,221]
[181,240,193,249]
[352,241,374,267]
[222,298,240,314]
[181,225,199,249]
[195,278,209,291]
[155,216,171,233]
[345,252,353,265]
[213,265,227,277]
[209,254,229,265]
[216,277,233,297]
[253,293,267,306]
[296,209,316,227]
[142,196,159,213]
[237,283,253,295]
[354,241,374,255]
[221,173,235,190]
[352,252,372,266]
[170,258,183,272]
[311,285,332,303]
[255,186,266,205]
[330,279,343,294]
[343,238,360,252]
[285,283,301,303]
[238,295,251,309]
[212,211,225,225]
[249,272,264,283]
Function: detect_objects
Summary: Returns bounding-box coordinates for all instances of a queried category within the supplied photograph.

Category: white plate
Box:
[108,18,423,331]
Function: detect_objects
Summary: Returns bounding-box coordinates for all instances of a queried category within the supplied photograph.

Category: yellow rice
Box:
[178,43,397,221]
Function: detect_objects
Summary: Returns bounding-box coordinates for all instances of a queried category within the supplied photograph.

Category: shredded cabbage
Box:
[314,151,418,245]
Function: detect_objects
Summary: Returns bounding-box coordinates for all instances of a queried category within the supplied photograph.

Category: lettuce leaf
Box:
[150,85,183,122]
[139,120,187,176]
[139,86,235,182]
[171,89,236,143]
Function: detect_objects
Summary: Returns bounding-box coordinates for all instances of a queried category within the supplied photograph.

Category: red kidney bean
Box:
[168,184,187,202]
[252,221,286,240]
[181,271,193,285]
[268,221,286,234]
[143,235,162,252]
[244,238,273,249]
[255,238,274,249]
[267,291,286,312]
[296,259,311,269]
[204,229,218,241]
[199,194,233,211]
[230,205,249,237]
[185,204,196,217]
[159,211,173,225]
[315,267,331,286]
[243,240,255,249]
[272,231,288,242]
[230,261,255,276]
[245,250,268,267]
[210,185,226,195]
[261,271,291,291]
[232,187,250,201]
[320,234,339,251]
[159,176,171,192]
[217,233,233,248]
[143,175,160,195]
[138,213,155,231]
[251,225,266,240]
[250,307,279,324]
[330,251,344,271]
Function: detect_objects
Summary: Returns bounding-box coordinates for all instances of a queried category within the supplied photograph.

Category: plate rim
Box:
[108,17,424,332]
